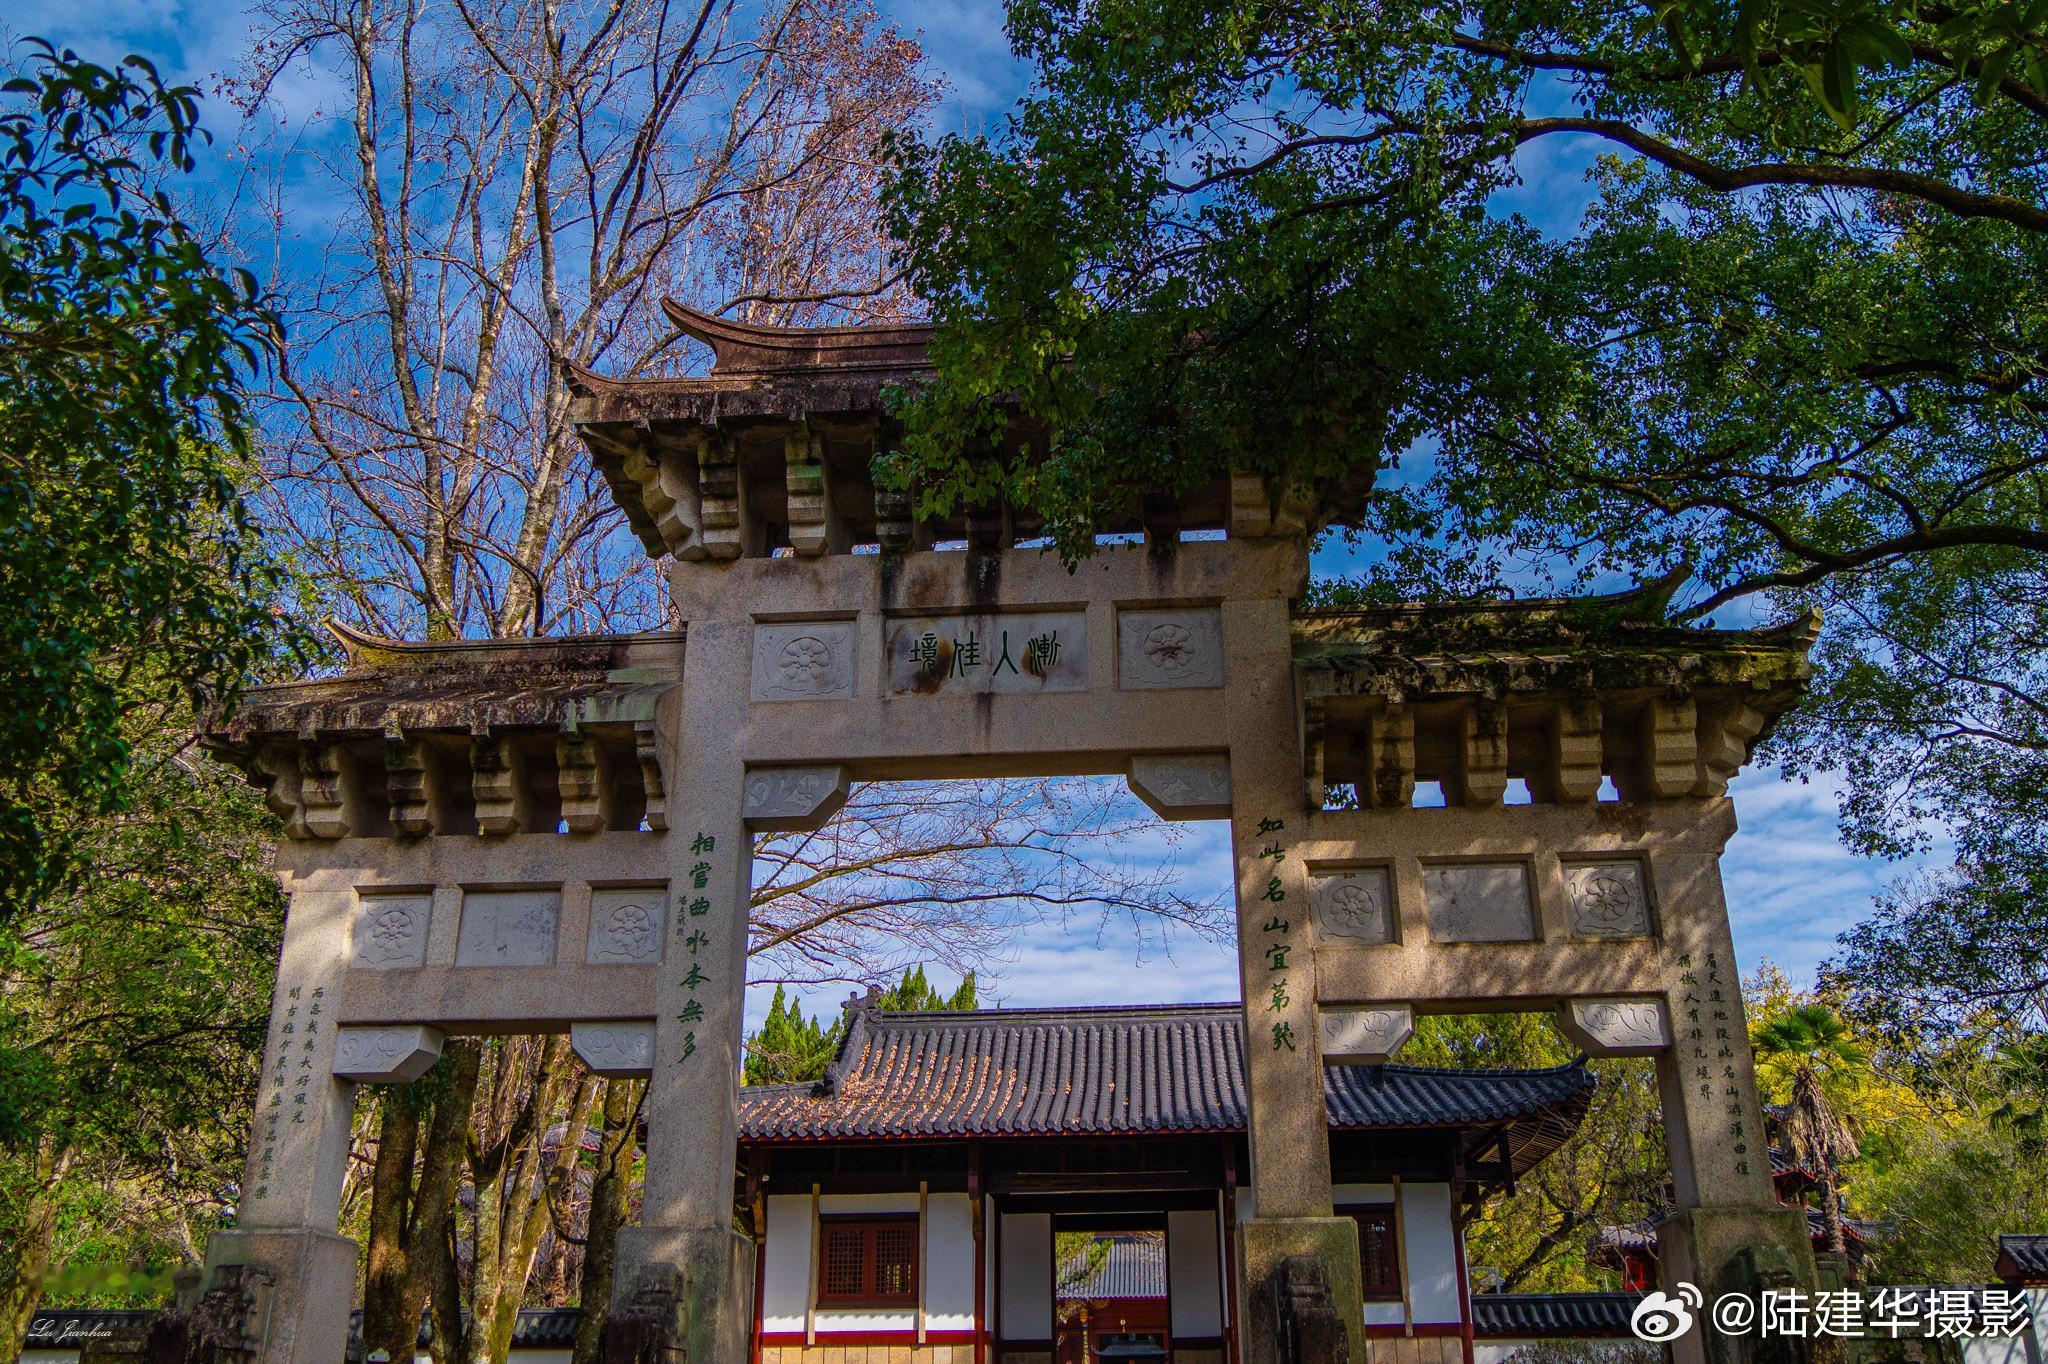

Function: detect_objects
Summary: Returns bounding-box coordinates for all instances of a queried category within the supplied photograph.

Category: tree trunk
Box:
[364,1041,482,1364]
[363,1094,422,1362]
[571,1080,640,1364]
[0,1139,75,1364]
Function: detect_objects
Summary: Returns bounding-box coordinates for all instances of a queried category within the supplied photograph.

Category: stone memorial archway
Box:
[185,307,1815,1364]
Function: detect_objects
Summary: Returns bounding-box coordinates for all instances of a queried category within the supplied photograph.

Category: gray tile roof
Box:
[738,1002,1594,1160]
[2000,1233,2048,1281]
[1472,1293,1643,1338]
[1057,1234,1168,1300]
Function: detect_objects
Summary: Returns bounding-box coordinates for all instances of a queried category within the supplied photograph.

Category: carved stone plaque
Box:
[332,1025,445,1083]
[1422,863,1536,943]
[886,611,1086,695]
[351,891,429,970]
[1565,860,1652,939]
[1319,1006,1414,1064]
[587,886,666,965]
[572,1021,656,1078]
[751,621,856,701]
[1309,869,1394,944]
[742,764,851,831]
[455,888,560,966]
[1117,608,1225,690]
[1558,997,1671,1056]
[1126,753,1232,820]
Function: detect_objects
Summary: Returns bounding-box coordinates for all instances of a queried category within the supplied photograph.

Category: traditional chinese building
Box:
[731,999,1593,1363]
[176,303,1830,1364]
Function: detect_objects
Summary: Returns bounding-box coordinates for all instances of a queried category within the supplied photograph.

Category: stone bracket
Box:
[1557,996,1671,1056]
[572,1021,657,1078]
[1318,1005,1414,1064]
[1126,752,1232,821]
[331,1024,445,1083]
[741,764,851,832]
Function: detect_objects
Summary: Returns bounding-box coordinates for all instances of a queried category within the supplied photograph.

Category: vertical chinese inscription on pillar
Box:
[670,831,719,1066]
[1250,817,1300,1054]
[1679,949,1751,1178]
[253,980,325,1206]
[886,611,1087,695]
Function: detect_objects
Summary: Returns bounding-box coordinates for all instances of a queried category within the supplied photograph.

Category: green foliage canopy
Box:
[0,40,287,914]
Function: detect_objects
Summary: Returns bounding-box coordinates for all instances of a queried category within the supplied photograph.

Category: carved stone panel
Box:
[454,889,560,966]
[1564,860,1653,939]
[1319,1005,1414,1064]
[1422,863,1536,943]
[571,1021,656,1078]
[885,611,1086,696]
[587,886,666,965]
[332,1025,445,1083]
[751,621,856,701]
[351,891,429,970]
[1127,753,1232,820]
[1558,997,1671,1056]
[742,764,851,832]
[1117,608,1225,690]
[1308,869,1394,945]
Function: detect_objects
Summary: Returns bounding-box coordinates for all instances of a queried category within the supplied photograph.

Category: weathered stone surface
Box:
[1421,862,1536,942]
[1318,1005,1413,1063]
[750,621,856,701]
[1565,859,1652,938]
[331,1024,444,1082]
[1118,608,1225,689]
[741,764,850,831]
[1307,869,1393,944]
[1557,997,1670,1056]
[1127,753,1232,820]
[572,1021,657,1078]
[350,892,429,970]
[454,889,559,966]
[885,611,1085,695]
[587,888,666,965]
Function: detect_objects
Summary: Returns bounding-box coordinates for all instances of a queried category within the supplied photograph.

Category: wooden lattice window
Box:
[817,1216,919,1307]
[1346,1205,1402,1301]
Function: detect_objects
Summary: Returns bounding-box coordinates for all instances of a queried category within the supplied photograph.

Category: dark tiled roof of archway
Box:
[737,1002,1594,1172]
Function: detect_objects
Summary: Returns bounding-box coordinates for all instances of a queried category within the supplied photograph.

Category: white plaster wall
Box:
[1169,1208,1224,1337]
[925,1192,977,1332]
[811,1191,921,1335]
[1000,1211,1055,1339]
[1333,1181,1461,1325]
[22,1352,77,1364]
[762,1193,815,1334]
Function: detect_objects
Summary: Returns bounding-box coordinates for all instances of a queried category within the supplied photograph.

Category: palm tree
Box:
[1752,1005,1865,1275]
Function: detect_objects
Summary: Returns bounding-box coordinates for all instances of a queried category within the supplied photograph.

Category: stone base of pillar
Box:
[180,1229,357,1364]
[1235,1216,1364,1364]
[1657,1205,1818,1364]
[608,1225,756,1362]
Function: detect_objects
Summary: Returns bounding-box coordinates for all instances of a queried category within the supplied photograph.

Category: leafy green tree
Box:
[878,0,2048,960]
[1406,1014,1668,1292]
[1752,1006,1867,1267]
[1856,1116,2048,1285]
[743,967,979,1086]
[0,707,285,1355]
[0,39,287,917]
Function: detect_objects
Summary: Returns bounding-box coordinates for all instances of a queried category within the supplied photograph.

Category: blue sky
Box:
[3,0,1931,1024]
